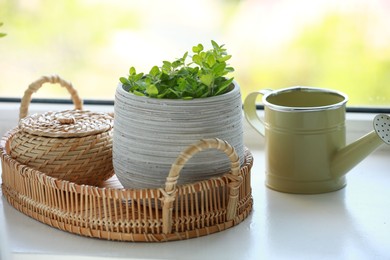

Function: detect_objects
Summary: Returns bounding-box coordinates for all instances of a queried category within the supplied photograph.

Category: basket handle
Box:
[19,75,83,120]
[161,138,242,234]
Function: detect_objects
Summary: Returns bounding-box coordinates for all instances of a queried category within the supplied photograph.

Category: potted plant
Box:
[113,40,245,189]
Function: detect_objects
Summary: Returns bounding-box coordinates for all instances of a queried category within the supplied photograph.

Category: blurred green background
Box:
[0,0,389,106]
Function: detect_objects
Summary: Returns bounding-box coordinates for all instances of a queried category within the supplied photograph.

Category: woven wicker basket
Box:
[9,75,114,185]
[1,133,253,242]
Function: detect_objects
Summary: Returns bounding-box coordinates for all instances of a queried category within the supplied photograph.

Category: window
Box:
[0,0,389,107]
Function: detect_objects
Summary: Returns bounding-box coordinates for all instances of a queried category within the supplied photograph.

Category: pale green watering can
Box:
[244,86,390,194]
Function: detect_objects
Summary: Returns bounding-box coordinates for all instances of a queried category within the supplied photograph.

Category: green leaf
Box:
[162,61,171,67]
[119,77,130,85]
[225,67,235,72]
[215,78,234,96]
[129,66,136,75]
[212,63,226,76]
[159,72,170,82]
[200,73,214,87]
[162,61,172,73]
[207,55,216,67]
[172,60,182,68]
[168,88,181,98]
[192,44,203,53]
[182,51,188,61]
[211,40,219,50]
[217,55,232,62]
[149,65,160,77]
[156,88,170,98]
[146,84,159,96]
[0,33,6,38]
[176,78,187,91]
[133,72,144,81]
[133,90,145,96]
[192,54,202,65]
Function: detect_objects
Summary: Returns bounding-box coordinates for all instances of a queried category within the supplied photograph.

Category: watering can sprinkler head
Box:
[331,114,390,179]
[373,114,390,145]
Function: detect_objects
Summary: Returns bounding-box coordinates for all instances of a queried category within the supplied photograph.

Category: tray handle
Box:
[161,138,242,234]
[19,75,83,120]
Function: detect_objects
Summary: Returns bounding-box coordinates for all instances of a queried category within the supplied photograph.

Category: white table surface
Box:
[1,145,390,260]
[0,108,390,260]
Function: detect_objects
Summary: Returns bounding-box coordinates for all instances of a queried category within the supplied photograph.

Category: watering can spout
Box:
[332,114,390,178]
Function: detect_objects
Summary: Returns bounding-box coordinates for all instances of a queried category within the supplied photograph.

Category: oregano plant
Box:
[119,40,235,99]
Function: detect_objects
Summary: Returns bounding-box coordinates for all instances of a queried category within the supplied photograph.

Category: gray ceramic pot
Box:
[113,81,244,189]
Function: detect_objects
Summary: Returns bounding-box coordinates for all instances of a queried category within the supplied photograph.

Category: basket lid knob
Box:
[57,116,76,125]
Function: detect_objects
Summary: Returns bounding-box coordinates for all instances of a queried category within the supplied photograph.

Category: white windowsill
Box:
[0,102,384,151]
[1,102,390,260]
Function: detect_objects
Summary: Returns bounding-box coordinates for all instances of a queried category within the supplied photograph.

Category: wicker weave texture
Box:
[19,75,83,120]
[1,131,253,242]
[18,110,113,138]
[9,129,114,185]
[9,75,114,185]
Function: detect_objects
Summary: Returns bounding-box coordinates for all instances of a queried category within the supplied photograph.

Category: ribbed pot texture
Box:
[113,81,244,189]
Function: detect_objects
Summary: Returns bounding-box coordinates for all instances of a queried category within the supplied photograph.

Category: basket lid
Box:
[18,110,113,138]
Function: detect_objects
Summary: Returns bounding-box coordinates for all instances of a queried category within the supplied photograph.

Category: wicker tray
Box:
[1,128,253,242]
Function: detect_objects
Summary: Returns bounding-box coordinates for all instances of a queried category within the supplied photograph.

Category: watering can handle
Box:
[243,89,272,136]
